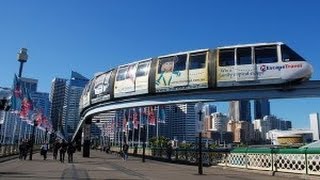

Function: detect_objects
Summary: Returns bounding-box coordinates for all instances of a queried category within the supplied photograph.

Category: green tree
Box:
[149,136,170,148]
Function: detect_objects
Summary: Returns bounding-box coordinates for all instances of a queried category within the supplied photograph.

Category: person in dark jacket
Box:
[52,140,60,160]
[122,142,129,160]
[59,141,67,163]
[40,142,49,160]
[19,139,28,160]
[67,143,76,163]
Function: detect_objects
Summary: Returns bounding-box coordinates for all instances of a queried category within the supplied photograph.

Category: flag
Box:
[148,106,156,126]
[158,105,166,123]
[122,109,127,132]
[110,118,115,133]
[20,88,33,119]
[127,108,133,130]
[133,108,139,129]
[42,115,49,128]
[127,120,133,131]
[11,74,22,113]
[139,107,147,127]
[32,108,49,128]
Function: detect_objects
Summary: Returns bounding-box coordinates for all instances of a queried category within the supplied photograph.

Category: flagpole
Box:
[11,115,18,145]
[132,124,135,146]
[130,109,132,146]
[156,105,159,139]
[21,121,26,139]
[146,119,149,147]
[121,116,124,150]
[2,112,9,144]
[138,108,141,147]
[17,119,22,146]
[126,123,129,144]
[113,117,116,147]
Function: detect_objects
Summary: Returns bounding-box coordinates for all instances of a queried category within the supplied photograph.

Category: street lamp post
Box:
[45,127,48,142]
[16,48,31,158]
[29,119,37,160]
[142,125,146,163]
[194,102,204,175]
[17,48,28,78]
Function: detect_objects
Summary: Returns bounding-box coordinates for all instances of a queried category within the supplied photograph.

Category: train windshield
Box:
[281,45,306,62]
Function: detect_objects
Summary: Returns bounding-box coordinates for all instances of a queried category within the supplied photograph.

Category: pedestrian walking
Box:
[52,140,60,160]
[67,142,76,163]
[40,142,49,160]
[166,142,173,161]
[122,142,129,161]
[19,139,28,160]
[59,141,67,163]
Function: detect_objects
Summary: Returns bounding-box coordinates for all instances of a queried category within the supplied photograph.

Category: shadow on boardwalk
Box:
[0,150,317,180]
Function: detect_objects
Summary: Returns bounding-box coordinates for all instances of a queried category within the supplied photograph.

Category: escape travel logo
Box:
[260,63,303,72]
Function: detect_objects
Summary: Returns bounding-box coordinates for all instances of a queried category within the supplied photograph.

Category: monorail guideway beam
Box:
[72,81,320,142]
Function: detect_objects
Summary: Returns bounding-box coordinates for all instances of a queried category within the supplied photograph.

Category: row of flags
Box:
[101,106,166,134]
[10,74,52,131]
[122,106,166,131]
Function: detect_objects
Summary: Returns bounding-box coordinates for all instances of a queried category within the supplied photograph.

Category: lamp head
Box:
[194,102,204,112]
[17,48,28,62]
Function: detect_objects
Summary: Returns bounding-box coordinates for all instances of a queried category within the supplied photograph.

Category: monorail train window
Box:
[116,67,127,81]
[189,52,206,70]
[174,54,187,71]
[236,47,251,65]
[136,62,149,77]
[126,64,137,79]
[158,54,187,73]
[255,46,278,64]
[281,45,306,62]
[219,49,234,66]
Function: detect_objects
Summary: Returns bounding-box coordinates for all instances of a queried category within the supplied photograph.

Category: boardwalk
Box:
[0,150,316,180]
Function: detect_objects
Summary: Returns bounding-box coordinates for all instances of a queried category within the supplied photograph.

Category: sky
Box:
[0,0,319,129]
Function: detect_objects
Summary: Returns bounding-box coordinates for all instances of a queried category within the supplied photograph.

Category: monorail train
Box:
[79,42,313,111]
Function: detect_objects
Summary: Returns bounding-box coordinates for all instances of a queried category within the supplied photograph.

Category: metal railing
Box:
[110,146,229,166]
[218,147,320,176]
[0,144,42,158]
[110,146,320,176]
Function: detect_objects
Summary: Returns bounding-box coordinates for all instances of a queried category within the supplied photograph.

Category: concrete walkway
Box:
[0,150,317,180]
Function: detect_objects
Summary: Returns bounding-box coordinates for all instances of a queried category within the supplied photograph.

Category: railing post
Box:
[175,148,178,161]
[305,147,308,175]
[245,147,248,169]
[271,147,276,176]
[225,152,228,167]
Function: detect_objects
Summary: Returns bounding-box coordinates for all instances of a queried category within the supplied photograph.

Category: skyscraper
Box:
[310,113,320,141]
[19,77,38,93]
[229,100,251,122]
[63,71,89,138]
[165,103,197,142]
[210,112,228,132]
[203,104,217,117]
[32,92,50,118]
[49,78,67,132]
[254,99,270,120]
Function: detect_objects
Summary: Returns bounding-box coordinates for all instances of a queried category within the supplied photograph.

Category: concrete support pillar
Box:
[75,128,82,152]
[83,118,92,157]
